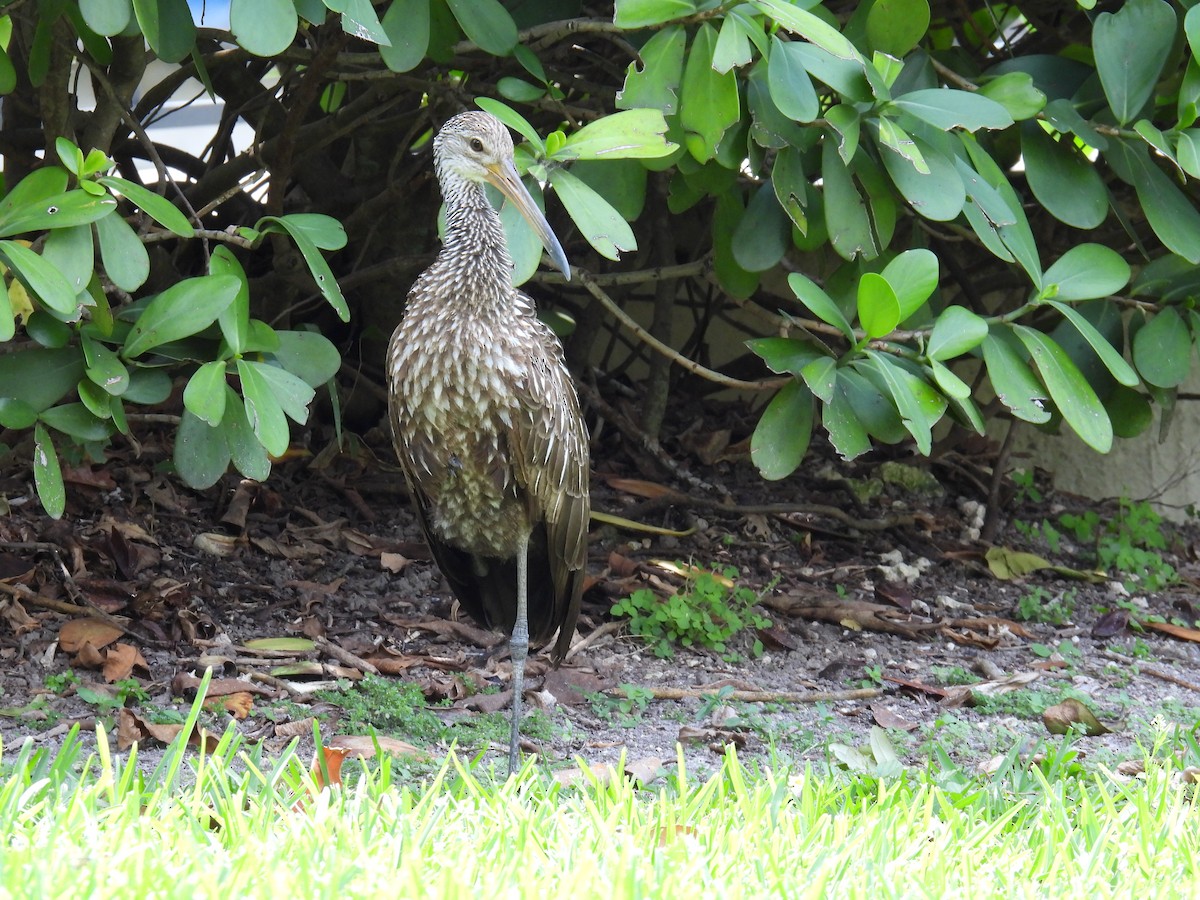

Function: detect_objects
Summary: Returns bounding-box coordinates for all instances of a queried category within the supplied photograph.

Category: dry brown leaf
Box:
[1043,698,1112,737]
[204,691,254,719]
[116,708,220,753]
[102,643,148,682]
[603,477,679,500]
[0,596,38,635]
[624,756,666,785]
[193,532,238,557]
[463,689,513,714]
[274,717,317,739]
[1144,621,1200,643]
[171,671,279,699]
[74,642,106,669]
[59,618,123,653]
[380,552,410,573]
[870,703,918,732]
[552,762,617,788]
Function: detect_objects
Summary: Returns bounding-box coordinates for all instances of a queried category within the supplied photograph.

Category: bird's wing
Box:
[508,319,590,654]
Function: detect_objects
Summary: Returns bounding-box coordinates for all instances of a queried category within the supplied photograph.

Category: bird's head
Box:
[434,111,571,280]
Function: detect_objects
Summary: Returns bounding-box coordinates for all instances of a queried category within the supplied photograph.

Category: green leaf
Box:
[1133,307,1191,388]
[210,246,250,355]
[826,105,860,164]
[271,331,342,388]
[80,0,132,36]
[548,169,636,261]
[802,357,837,403]
[123,274,241,358]
[746,337,824,377]
[879,136,964,222]
[474,98,544,152]
[891,89,1013,132]
[445,0,515,55]
[1020,124,1107,230]
[229,0,297,56]
[978,72,1046,121]
[0,397,38,429]
[1094,0,1176,125]
[270,212,347,250]
[1106,385,1153,439]
[95,210,150,291]
[39,402,111,441]
[881,248,938,320]
[788,272,854,341]
[184,361,228,426]
[866,0,929,57]
[767,37,820,123]
[956,141,1041,285]
[750,380,813,481]
[616,25,685,114]
[929,359,971,400]
[222,388,272,481]
[788,45,872,103]
[679,23,740,163]
[752,0,863,63]
[928,306,988,361]
[0,347,85,411]
[174,409,231,490]
[123,368,172,404]
[553,109,676,161]
[0,46,14,95]
[42,224,95,296]
[96,176,193,236]
[857,272,899,339]
[732,184,790,273]
[0,168,68,226]
[614,0,695,28]
[0,190,117,235]
[242,360,314,424]
[236,359,290,456]
[256,216,349,321]
[33,423,65,518]
[840,366,908,444]
[328,0,391,45]
[823,376,871,461]
[82,336,129,395]
[380,0,429,72]
[498,78,545,103]
[875,118,928,175]
[1041,244,1130,302]
[1046,300,1137,388]
[0,240,77,316]
[1109,139,1200,264]
[981,332,1052,424]
[131,0,196,63]
[712,11,753,73]
[1013,325,1113,452]
[862,352,946,454]
[822,140,877,261]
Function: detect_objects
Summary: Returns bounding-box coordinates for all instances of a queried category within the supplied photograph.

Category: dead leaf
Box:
[380,552,410,573]
[1144,621,1200,643]
[74,642,106,669]
[0,596,38,635]
[59,618,123,653]
[624,756,666,785]
[542,667,612,706]
[309,734,425,790]
[603,477,679,500]
[986,546,1051,579]
[870,703,917,731]
[1043,698,1112,736]
[462,689,513,714]
[193,533,239,557]
[102,643,148,682]
[116,708,220,752]
[677,724,748,752]
[755,623,797,651]
[552,762,617,788]
[274,717,317,739]
[205,691,254,719]
[171,672,279,699]
[607,552,638,578]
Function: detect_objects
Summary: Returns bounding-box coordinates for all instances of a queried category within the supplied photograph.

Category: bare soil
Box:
[2,415,1200,781]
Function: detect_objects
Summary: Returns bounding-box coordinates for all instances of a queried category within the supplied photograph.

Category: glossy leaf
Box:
[767,37,819,123]
[123,274,241,358]
[39,403,111,441]
[1020,125,1107,230]
[747,337,824,377]
[752,0,863,63]
[823,377,871,461]
[880,137,964,221]
[97,176,193,236]
[866,0,930,57]
[732,184,790,273]
[42,224,94,296]
[184,361,228,426]
[210,246,250,355]
[981,332,1052,424]
[788,272,854,341]
[445,0,516,56]
[548,169,636,261]
[1109,139,1200,264]
[680,23,740,162]
[230,0,297,56]
[751,380,813,481]
[132,0,196,64]
[1046,300,1138,388]
[1041,244,1130,302]
[82,336,129,395]
[223,388,272,481]
[822,140,877,261]
[554,109,676,161]
[174,409,231,490]
[272,331,342,388]
[80,0,132,35]
[862,352,946,455]
[380,0,430,72]
[1014,325,1113,452]
[613,0,694,28]
[928,306,988,361]
[0,240,77,316]
[329,0,391,45]
[243,360,315,424]
[978,72,1046,120]
[95,211,150,291]
[0,190,116,236]
[891,89,1013,132]
[881,248,938,320]
[33,422,65,518]
[236,359,290,456]
[1094,0,1176,125]
[256,216,350,321]
[617,25,685,114]
[1133,307,1192,388]
[857,273,899,339]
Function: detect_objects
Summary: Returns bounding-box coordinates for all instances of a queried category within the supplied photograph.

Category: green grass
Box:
[3,695,1200,897]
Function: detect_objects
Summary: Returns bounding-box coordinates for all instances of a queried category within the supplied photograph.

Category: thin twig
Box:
[608,685,883,704]
[1142,666,1200,694]
[315,636,379,675]
[563,619,625,661]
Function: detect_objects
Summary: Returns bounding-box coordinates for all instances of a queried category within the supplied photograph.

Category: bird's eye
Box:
[469,138,484,152]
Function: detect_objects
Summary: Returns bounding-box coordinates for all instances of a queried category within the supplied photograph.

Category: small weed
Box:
[44,670,80,694]
[929,665,979,686]
[1062,499,1176,591]
[1016,586,1076,626]
[1011,468,1042,504]
[587,684,655,727]
[859,665,884,689]
[612,563,772,660]
[972,685,1094,719]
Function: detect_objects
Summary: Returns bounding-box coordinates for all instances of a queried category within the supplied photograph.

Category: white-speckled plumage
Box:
[387,111,589,658]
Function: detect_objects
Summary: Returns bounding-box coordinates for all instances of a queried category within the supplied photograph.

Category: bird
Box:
[386,110,590,776]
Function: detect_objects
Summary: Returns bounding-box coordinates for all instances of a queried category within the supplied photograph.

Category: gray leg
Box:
[508,531,530,777]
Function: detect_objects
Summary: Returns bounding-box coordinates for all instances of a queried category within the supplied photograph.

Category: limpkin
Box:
[387,111,590,775]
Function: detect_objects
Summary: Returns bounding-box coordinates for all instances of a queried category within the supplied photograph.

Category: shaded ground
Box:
[2,414,1200,781]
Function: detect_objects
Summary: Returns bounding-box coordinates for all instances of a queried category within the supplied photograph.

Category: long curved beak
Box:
[486,159,571,281]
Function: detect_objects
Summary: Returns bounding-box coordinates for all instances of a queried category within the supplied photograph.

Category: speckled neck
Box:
[432,171,514,313]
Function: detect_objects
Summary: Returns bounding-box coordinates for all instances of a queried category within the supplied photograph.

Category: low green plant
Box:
[587,684,655,727]
[1016,586,1077,626]
[1011,468,1043,505]
[612,564,771,660]
[1061,499,1177,591]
